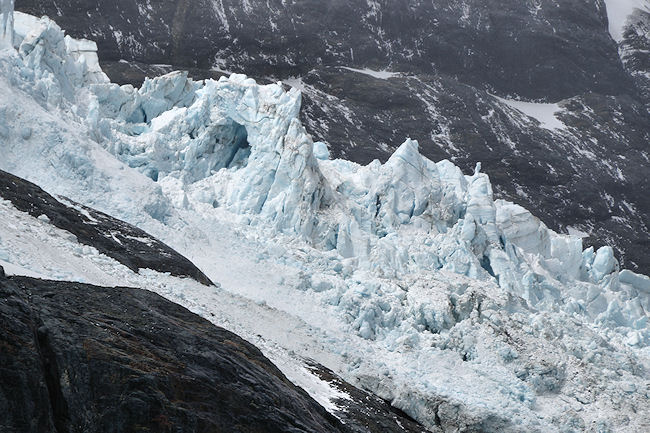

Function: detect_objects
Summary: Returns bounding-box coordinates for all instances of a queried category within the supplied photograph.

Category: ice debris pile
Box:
[1,11,649,432]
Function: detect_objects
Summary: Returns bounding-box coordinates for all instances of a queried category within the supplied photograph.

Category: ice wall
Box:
[0,0,13,48]
[82,69,647,345]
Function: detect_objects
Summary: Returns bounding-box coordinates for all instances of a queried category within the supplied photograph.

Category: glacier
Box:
[1,9,649,432]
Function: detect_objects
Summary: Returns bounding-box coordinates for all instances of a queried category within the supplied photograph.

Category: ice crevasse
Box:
[1,9,650,432]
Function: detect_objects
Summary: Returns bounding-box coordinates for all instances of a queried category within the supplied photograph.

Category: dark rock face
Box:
[0,170,213,285]
[305,362,431,433]
[16,1,650,271]
[0,276,348,433]
[18,0,633,100]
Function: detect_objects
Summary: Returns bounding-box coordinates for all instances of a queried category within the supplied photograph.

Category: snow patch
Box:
[340,66,401,80]
[566,226,590,238]
[495,96,567,130]
[282,76,305,91]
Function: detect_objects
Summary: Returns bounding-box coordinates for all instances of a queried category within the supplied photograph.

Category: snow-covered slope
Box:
[0,171,428,433]
[1,10,649,432]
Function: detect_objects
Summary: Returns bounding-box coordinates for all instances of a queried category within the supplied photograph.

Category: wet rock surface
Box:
[0,275,348,433]
[0,170,213,285]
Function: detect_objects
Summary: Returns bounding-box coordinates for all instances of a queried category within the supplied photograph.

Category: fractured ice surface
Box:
[1,11,649,432]
[0,0,13,49]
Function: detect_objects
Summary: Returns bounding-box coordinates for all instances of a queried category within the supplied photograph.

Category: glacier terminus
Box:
[0,5,649,433]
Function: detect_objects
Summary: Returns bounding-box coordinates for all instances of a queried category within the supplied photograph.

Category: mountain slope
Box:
[616,5,650,102]
[0,169,212,285]
[17,0,634,99]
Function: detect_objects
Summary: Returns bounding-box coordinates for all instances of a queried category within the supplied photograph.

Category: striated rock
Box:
[0,276,348,433]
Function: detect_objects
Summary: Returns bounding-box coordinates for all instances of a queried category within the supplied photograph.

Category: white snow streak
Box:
[495,96,567,130]
[341,66,401,79]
